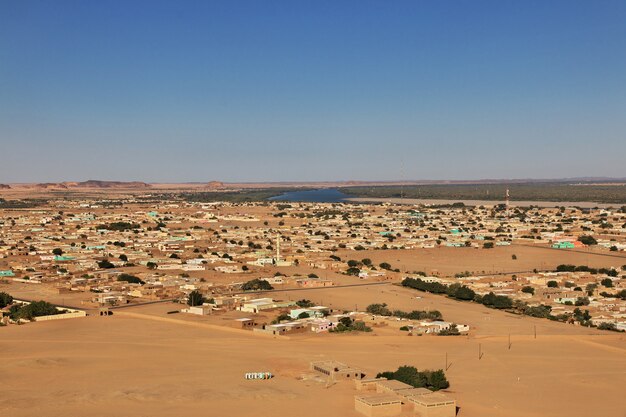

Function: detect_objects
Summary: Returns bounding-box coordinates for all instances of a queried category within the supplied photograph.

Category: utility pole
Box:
[508,333,511,350]
[479,343,483,360]
[534,325,537,339]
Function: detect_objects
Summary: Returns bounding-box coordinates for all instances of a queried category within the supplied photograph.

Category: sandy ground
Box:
[336,244,626,276]
[2,283,625,417]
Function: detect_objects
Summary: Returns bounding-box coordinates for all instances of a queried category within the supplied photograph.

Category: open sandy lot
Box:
[336,244,626,276]
[2,283,625,417]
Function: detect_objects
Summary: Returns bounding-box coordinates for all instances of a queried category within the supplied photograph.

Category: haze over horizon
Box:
[2,1,625,183]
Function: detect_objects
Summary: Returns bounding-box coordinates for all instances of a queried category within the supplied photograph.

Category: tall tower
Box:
[505,188,510,216]
[276,234,280,263]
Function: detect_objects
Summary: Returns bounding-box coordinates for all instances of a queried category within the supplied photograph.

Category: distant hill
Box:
[23,181,152,190]
[205,181,224,189]
[70,180,152,189]
[0,184,11,189]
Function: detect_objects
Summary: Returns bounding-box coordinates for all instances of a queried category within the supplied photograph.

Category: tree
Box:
[601,278,613,288]
[331,317,372,333]
[118,254,128,262]
[366,303,392,316]
[427,369,450,390]
[241,279,273,291]
[556,264,576,272]
[97,259,115,269]
[117,274,144,285]
[521,286,535,295]
[578,235,597,245]
[0,292,14,308]
[586,283,598,296]
[575,297,590,306]
[483,242,494,249]
[379,262,392,270]
[339,317,353,327]
[187,290,206,306]
[481,292,513,309]
[297,311,310,319]
[547,280,558,288]
[271,313,290,324]
[446,284,475,301]
[146,261,157,270]
[52,248,63,256]
[346,267,361,276]
[376,366,449,391]
[296,299,314,308]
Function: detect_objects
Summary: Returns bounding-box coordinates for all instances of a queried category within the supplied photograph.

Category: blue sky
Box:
[1,1,625,182]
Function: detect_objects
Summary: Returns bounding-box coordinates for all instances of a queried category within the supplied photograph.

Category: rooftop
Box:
[355,394,402,406]
[408,392,455,407]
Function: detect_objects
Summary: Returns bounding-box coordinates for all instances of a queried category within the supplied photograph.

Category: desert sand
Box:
[2,283,625,417]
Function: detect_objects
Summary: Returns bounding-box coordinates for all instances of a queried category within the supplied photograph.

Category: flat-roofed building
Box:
[375,379,414,394]
[356,377,388,391]
[409,392,456,417]
[310,360,364,380]
[231,318,257,329]
[354,394,402,417]
[397,387,432,399]
[181,305,212,315]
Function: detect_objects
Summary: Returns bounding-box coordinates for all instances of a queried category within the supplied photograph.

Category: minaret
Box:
[505,188,510,216]
[276,234,280,263]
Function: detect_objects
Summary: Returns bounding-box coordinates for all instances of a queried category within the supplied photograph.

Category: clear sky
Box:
[1,1,625,183]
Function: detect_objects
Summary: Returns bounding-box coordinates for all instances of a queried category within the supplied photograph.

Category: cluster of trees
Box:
[241,279,273,291]
[96,222,140,231]
[9,300,61,321]
[599,289,626,300]
[598,322,621,332]
[401,278,479,302]
[365,303,442,320]
[402,278,514,310]
[117,274,144,285]
[329,317,372,333]
[376,365,449,391]
[555,264,618,276]
[0,292,14,308]
[401,278,621,332]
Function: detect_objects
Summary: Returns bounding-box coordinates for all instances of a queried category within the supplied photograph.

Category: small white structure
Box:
[181,305,212,315]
